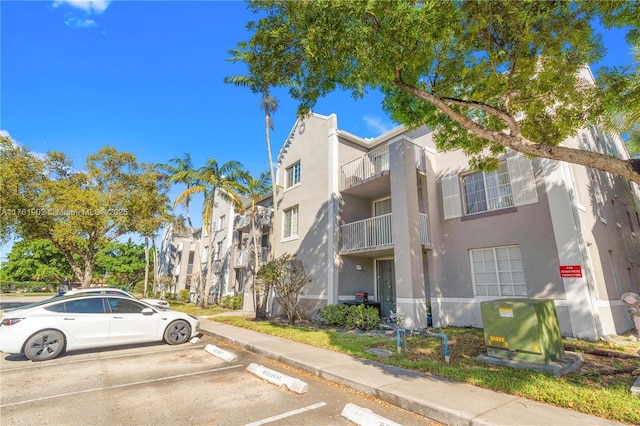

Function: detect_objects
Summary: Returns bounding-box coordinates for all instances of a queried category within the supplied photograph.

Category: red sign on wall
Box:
[559,265,583,278]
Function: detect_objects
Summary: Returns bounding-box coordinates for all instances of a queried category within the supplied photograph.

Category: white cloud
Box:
[65,16,98,28]
[0,130,11,138]
[363,115,395,135]
[53,0,111,14]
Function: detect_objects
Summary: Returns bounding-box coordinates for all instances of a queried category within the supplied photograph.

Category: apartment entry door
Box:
[376,259,395,318]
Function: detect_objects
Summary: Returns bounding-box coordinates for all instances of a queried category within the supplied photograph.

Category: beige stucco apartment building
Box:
[162,111,640,340]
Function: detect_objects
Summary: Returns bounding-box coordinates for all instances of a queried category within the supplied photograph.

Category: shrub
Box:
[179,289,190,301]
[317,303,380,331]
[345,304,381,331]
[317,304,351,326]
[0,281,56,293]
[221,295,243,310]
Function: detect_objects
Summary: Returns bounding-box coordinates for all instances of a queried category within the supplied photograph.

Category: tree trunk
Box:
[266,109,278,257]
[201,205,216,309]
[144,237,149,297]
[184,201,205,305]
[152,239,158,297]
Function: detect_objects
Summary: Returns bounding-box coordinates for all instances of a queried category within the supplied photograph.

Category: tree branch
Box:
[392,72,640,184]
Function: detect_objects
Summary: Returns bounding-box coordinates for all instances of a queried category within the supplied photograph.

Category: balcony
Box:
[341,145,389,190]
[233,246,271,268]
[234,206,273,231]
[340,143,427,190]
[340,213,430,253]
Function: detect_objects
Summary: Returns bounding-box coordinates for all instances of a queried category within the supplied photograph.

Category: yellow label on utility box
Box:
[488,335,509,347]
[499,308,514,318]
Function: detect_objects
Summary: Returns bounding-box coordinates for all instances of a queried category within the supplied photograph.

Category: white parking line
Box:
[244,402,328,426]
[0,364,243,408]
[1,345,206,372]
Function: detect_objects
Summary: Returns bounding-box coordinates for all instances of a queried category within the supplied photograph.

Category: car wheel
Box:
[24,330,66,361]
[164,320,191,345]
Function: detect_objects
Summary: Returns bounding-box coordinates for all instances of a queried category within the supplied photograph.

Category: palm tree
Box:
[157,154,205,303]
[239,171,273,320]
[174,158,246,308]
[225,48,281,255]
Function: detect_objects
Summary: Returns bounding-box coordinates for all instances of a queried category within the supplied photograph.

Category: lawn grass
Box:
[210,315,640,424]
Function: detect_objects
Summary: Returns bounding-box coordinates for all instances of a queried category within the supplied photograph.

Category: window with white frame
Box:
[286,161,301,188]
[441,153,538,220]
[470,246,526,297]
[282,205,299,239]
[219,215,226,230]
[462,163,513,215]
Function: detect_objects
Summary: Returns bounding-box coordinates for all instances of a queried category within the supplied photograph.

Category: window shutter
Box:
[507,155,538,206]
[441,174,462,219]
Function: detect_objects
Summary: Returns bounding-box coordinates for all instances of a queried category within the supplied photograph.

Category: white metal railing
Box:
[341,145,389,189]
[340,143,428,189]
[419,213,430,245]
[235,248,248,266]
[414,145,426,173]
[341,213,393,252]
[341,213,430,252]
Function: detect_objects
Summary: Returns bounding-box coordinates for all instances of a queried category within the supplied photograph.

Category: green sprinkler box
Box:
[480,299,564,364]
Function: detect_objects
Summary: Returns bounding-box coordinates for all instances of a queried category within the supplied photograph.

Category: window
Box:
[216,241,223,259]
[236,269,246,293]
[51,298,106,314]
[286,161,301,188]
[219,215,227,230]
[373,198,392,216]
[107,298,147,313]
[470,246,526,297]
[283,205,299,239]
[462,163,513,215]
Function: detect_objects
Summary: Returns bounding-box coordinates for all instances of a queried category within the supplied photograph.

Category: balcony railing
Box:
[235,248,248,267]
[234,246,271,267]
[341,213,430,252]
[341,145,389,189]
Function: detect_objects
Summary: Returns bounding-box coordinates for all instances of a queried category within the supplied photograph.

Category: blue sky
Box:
[0,0,635,257]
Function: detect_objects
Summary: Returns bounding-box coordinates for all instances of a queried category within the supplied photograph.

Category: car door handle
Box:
[113,316,125,319]
[63,318,76,320]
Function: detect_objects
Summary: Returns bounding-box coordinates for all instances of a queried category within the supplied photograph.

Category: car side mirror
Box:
[141,308,155,316]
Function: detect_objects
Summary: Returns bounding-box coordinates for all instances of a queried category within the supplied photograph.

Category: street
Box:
[0,296,439,425]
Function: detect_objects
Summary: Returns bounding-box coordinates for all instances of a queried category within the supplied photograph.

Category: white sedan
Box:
[61,288,170,310]
[0,295,200,361]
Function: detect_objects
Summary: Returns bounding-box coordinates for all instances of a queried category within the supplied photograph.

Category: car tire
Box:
[24,329,66,361]
[164,320,191,345]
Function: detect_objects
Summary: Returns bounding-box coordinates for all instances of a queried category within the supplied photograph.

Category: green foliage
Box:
[0,281,56,293]
[345,304,381,331]
[179,289,190,301]
[221,295,243,310]
[0,141,171,287]
[317,304,351,326]
[317,304,381,331]
[257,253,312,325]
[0,239,73,283]
[94,239,148,287]
[236,0,640,183]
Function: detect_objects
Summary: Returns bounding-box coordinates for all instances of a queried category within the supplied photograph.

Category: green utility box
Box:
[480,299,564,364]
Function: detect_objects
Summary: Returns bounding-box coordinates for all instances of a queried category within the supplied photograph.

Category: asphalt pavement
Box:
[198,316,622,426]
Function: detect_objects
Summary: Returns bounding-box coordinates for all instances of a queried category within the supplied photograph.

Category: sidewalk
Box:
[198,317,621,426]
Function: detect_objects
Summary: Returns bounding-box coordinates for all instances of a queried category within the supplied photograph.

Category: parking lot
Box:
[0,332,438,425]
